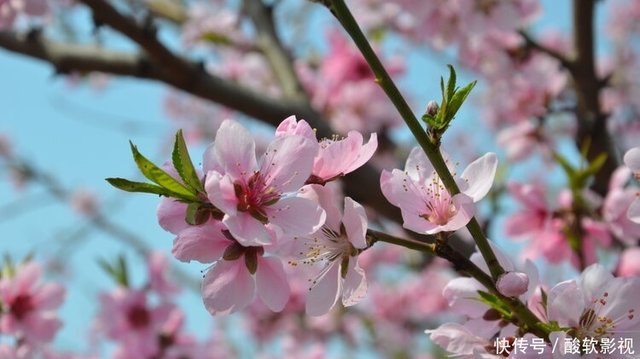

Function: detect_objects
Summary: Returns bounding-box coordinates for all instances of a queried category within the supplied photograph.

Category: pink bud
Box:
[425,100,439,117]
[496,271,529,297]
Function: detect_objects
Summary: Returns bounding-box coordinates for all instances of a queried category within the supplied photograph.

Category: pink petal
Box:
[172,222,231,263]
[547,280,583,326]
[260,135,317,193]
[459,152,498,202]
[256,257,290,312]
[342,132,377,174]
[299,184,342,232]
[205,172,238,215]
[275,116,316,140]
[306,262,341,316]
[213,120,257,180]
[266,196,326,237]
[380,170,431,222]
[23,315,62,342]
[342,197,367,249]
[404,146,435,181]
[224,213,272,246]
[628,197,640,224]
[202,260,255,315]
[436,194,475,233]
[623,147,640,172]
[31,283,65,310]
[157,198,189,235]
[341,259,367,307]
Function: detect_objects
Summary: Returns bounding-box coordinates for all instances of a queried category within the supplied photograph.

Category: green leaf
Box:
[445,80,477,124]
[585,153,608,177]
[185,202,211,225]
[552,151,577,178]
[129,142,198,200]
[200,32,231,45]
[117,255,129,287]
[172,130,205,193]
[446,64,457,101]
[106,178,196,201]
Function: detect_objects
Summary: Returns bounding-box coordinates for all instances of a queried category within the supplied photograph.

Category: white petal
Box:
[343,197,368,249]
[213,120,257,180]
[460,152,498,202]
[342,259,367,307]
[306,262,341,316]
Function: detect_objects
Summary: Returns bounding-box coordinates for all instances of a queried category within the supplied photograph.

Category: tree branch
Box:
[518,30,574,71]
[571,0,618,196]
[242,0,308,101]
[0,29,407,234]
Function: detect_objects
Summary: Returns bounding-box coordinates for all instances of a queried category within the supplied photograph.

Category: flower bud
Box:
[425,100,439,117]
[496,271,529,297]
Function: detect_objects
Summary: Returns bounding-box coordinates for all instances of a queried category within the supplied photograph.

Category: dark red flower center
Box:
[10,294,34,320]
[127,305,151,329]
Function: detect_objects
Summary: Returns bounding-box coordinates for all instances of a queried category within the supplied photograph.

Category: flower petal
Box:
[341,259,367,307]
[256,257,290,312]
[306,262,341,316]
[623,147,640,172]
[266,196,326,237]
[224,213,272,246]
[628,197,640,224]
[202,260,255,316]
[213,120,257,180]
[157,198,189,234]
[205,172,238,216]
[172,221,231,263]
[343,197,367,249]
[260,135,317,193]
[460,152,498,202]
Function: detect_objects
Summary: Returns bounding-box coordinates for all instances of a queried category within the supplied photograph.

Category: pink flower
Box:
[547,264,640,354]
[147,252,180,297]
[275,116,378,184]
[289,185,368,316]
[172,220,290,315]
[0,262,65,344]
[603,167,640,244]
[380,148,497,234]
[204,119,325,246]
[96,288,178,357]
[624,147,640,224]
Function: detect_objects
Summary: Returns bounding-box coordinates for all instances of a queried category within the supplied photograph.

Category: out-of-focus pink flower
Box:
[381,148,497,234]
[603,167,640,243]
[496,121,545,161]
[289,185,368,316]
[617,247,640,277]
[0,133,12,157]
[275,116,378,184]
[147,252,180,297]
[70,188,99,216]
[96,288,178,357]
[204,119,325,246]
[624,147,640,224]
[0,262,65,344]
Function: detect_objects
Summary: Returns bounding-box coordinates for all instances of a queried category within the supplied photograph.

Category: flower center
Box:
[575,291,635,339]
[127,305,151,329]
[420,176,457,225]
[234,171,280,222]
[10,294,34,320]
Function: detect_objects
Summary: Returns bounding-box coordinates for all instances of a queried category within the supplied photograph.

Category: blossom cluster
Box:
[154,116,377,316]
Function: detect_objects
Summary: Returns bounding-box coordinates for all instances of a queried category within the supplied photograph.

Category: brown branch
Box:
[518,30,574,71]
[571,0,617,196]
[242,0,308,100]
[0,29,406,231]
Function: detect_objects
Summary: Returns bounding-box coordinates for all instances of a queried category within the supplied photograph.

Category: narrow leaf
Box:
[129,142,198,200]
[106,178,196,202]
[446,64,457,101]
[445,80,477,123]
[172,130,204,193]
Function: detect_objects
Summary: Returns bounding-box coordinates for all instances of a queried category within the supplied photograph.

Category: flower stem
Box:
[365,229,435,254]
[325,0,504,281]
